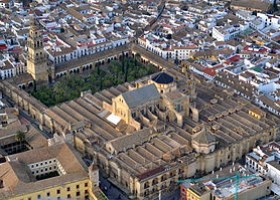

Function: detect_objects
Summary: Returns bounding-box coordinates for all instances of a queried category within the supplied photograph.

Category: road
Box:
[99,173,179,200]
[99,174,130,200]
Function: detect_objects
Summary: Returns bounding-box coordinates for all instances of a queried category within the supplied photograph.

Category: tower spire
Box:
[26,14,49,83]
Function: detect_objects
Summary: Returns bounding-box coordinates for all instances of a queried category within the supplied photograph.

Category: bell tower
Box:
[27,16,49,82]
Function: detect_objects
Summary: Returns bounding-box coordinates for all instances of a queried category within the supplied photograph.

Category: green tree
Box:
[121,51,125,73]
[97,63,100,75]
[124,62,128,82]
[273,0,278,12]
[15,131,25,144]
[31,57,159,107]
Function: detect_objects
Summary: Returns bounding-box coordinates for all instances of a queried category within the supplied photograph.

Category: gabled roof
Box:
[122,84,160,109]
[108,128,151,154]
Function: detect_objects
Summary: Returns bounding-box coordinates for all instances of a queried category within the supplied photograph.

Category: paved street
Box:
[99,173,180,200]
[100,174,130,200]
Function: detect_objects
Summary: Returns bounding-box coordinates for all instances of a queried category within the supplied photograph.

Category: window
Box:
[76,185,80,189]
[85,182,88,187]
[76,191,80,196]
[67,194,71,199]
[57,189,60,194]
[85,189,88,194]
[47,192,50,197]
[67,187,70,191]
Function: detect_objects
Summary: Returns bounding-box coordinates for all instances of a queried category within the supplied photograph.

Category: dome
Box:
[152,72,174,84]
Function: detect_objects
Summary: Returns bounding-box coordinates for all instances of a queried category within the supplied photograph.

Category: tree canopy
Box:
[15,131,26,143]
[32,57,158,107]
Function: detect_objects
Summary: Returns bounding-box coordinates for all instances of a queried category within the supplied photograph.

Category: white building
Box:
[212,23,249,41]
[46,32,128,65]
[138,34,199,60]
[0,0,11,8]
[257,13,280,30]
[246,142,280,195]
[0,60,16,80]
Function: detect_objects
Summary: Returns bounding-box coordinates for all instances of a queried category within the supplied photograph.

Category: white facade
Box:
[27,158,66,176]
[246,143,280,187]
[0,0,11,8]
[257,13,280,30]
[212,23,249,41]
[0,67,16,80]
[138,35,199,60]
[0,59,25,80]
[46,34,128,65]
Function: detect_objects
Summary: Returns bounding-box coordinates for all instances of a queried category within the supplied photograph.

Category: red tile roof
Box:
[203,67,216,76]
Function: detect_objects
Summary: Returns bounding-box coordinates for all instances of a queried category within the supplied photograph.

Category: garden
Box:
[32,56,158,107]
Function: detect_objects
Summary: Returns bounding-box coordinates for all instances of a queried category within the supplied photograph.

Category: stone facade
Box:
[26,18,51,83]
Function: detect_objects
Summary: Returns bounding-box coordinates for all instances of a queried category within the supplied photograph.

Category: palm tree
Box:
[134,52,141,67]
[15,131,26,145]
